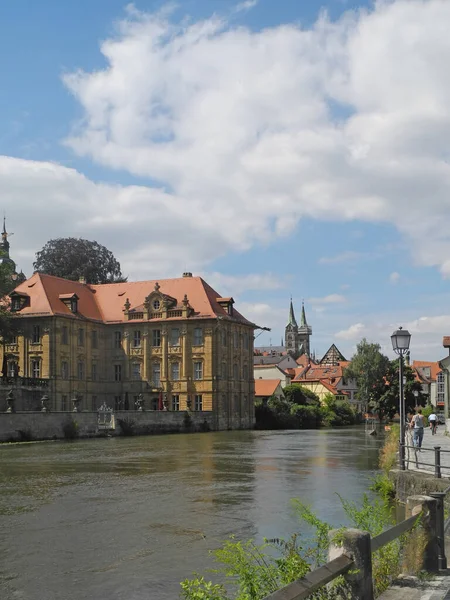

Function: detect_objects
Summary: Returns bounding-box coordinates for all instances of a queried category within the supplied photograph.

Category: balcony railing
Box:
[0,376,49,388]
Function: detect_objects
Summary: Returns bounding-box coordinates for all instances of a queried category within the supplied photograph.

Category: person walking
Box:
[428,411,438,435]
[410,408,425,450]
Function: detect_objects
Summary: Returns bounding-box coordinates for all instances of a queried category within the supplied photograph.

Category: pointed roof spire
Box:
[300,300,307,327]
[288,297,297,327]
[2,215,6,236]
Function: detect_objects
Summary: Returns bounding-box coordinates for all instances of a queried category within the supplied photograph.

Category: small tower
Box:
[297,301,312,357]
[285,298,299,355]
[0,217,25,283]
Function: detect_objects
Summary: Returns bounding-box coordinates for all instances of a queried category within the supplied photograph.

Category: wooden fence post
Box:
[405,495,438,573]
[328,529,374,600]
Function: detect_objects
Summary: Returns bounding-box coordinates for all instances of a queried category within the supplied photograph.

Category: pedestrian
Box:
[428,411,438,435]
[410,408,425,450]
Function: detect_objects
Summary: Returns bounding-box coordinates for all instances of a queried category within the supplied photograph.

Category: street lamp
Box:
[391,327,411,471]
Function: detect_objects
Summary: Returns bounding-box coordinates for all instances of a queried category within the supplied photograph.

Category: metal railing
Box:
[262,510,422,600]
[0,376,49,388]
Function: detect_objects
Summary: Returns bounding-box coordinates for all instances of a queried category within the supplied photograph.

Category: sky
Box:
[1,0,450,361]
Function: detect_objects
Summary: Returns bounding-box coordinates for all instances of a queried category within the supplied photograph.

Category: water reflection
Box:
[0,427,382,600]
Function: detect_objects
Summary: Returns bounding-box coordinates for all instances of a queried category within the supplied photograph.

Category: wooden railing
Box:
[262,494,438,600]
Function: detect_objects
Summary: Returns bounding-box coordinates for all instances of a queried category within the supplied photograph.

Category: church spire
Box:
[300,301,307,327]
[288,297,297,327]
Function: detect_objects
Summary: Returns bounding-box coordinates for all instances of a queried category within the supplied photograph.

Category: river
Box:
[0,427,383,600]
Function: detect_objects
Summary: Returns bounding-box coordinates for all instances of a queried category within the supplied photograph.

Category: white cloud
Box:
[234,0,259,13]
[59,0,450,279]
[389,271,400,284]
[310,294,347,305]
[336,323,366,340]
[4,0,450,285]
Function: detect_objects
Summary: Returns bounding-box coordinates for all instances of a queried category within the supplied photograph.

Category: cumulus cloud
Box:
[58,0,450,279]
[336,323,366,340]
[3,0,450,286]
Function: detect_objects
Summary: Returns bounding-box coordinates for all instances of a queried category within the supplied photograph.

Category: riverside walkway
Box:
[379,425,450,599]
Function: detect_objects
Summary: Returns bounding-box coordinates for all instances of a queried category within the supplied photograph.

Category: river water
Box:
[0,427,382,600]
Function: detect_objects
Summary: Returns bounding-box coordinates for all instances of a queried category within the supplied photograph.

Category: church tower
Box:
[285,298,298,355]
[297,301,312,357]
[0,217,25,282]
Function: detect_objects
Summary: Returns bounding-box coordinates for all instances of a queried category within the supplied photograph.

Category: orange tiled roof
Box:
[254,379,282,397]
[294,364,343,382]
[12,273,255,325]
[412,360,441,382]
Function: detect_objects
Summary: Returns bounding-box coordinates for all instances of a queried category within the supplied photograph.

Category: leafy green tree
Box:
[33,238,126,284]
[0,262,22,341]
[283,384,320,406]
[346,339,390,414]
[377,359,426,420]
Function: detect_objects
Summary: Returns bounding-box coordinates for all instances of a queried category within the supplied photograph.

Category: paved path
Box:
[405,424,450,477]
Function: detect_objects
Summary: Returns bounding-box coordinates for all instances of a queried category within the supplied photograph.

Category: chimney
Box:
[79,276,86,284]
[183,272,193,278]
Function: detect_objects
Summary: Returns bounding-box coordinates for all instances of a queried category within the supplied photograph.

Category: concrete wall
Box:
[390,468,450,511]
[0,410,218,442]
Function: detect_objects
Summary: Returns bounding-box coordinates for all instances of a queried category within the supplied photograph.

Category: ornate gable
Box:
[320,344,347,366]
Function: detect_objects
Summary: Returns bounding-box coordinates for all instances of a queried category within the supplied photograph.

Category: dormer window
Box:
[10,291,29,312]
[153,300,160,310]
[11,297,21,311]
[59,293,79,314]
[217,297,235,316]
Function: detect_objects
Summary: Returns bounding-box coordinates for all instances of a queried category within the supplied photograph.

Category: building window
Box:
[152,329,161,347]
[172,395,180,411]
[133,330,141,348]
[243,364,248,380]
[171,362,180,381]
[61,395,68,411]
[114,331,122,349]
[132,362,141,380]
[77,361,85,380]
[11,297,21,311]
[233,364,239,380]
[114,364,122,382]
[31,359,40,378]
[234,331,239,349]
[152,363,161,387]
[194,361,203,380]
[243,333,249,350]
[78,328,84,346]
[91,361,97,381]
[92,330,98,349]
[153,299,160,310]
[61,326,68,345]
[32,325,40,344]
[114,396,122,411]
[193,327,203,346]
[222,330,227,346]
[437,371,445,404]
[71,298,78,313]
[8,334,17,345]
[170,328,180,346]
[194,394,203,411]
[7,360,18,378]
[222,362,227,380]
[91,396,97,411]
[61,361,69,380]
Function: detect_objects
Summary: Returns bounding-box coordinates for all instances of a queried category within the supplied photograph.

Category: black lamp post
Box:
[391,327,411,471]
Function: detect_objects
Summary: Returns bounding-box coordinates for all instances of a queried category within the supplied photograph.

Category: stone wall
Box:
[0,410,217,442]
[390,468,450,511]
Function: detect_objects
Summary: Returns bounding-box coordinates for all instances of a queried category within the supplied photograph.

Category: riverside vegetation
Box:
[255,384,357,430]
[180,426,417,600]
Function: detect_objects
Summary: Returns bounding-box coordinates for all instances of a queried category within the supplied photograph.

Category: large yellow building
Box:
[1,271,257,429]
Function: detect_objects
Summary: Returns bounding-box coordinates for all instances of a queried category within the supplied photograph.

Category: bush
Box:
[290,404,321,428]
[62,419,79,440]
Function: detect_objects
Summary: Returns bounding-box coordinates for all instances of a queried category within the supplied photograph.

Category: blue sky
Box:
[1,0,450,360]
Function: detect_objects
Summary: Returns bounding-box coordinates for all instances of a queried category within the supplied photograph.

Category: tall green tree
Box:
[345,339,390,415]
[377,359,426,420]
[0,262,22,340]
[33,238,126,284]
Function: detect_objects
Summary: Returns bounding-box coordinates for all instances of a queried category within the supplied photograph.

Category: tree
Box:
[33,238,126,284]
[377,359,426,421]
[283,384,320,406]
[346,339,390,416]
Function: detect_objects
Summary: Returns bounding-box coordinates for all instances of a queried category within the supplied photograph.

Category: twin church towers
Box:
[285,299,312,357]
